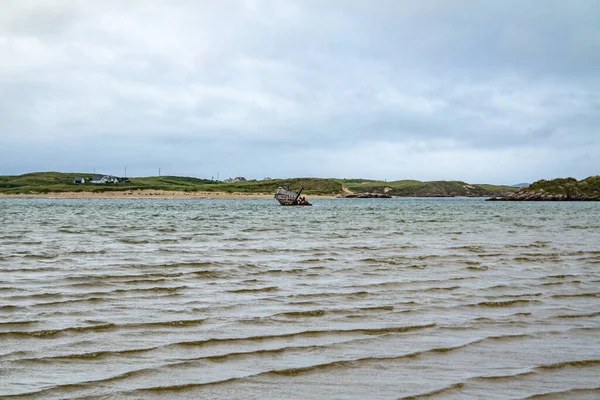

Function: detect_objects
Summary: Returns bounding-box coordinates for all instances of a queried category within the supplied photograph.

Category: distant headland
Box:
[0,171,518,198]
[1,172,598,200]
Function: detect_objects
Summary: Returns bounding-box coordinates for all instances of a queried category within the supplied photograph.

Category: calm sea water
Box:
[1,197,599,399]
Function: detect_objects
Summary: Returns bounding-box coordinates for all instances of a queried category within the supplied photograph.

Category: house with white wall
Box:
[91,175,119,184]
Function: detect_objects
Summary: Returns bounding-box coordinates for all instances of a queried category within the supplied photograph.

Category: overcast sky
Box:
[1,0,599,183]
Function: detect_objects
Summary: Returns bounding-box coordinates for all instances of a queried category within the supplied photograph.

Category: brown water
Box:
[1,197,599,399]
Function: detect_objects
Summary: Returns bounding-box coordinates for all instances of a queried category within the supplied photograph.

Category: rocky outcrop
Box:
[407,193,456,197]
[337,193,392,199]
[487,190,600,201]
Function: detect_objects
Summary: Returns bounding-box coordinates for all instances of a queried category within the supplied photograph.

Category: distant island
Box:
[0,172,519,198]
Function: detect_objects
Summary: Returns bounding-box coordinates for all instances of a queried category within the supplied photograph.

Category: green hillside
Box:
[341,179,516,197]
[0,172,518,197]
[0,172,343,195]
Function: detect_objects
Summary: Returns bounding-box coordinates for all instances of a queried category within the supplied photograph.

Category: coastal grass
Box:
[341,179,517,197]
[0,173,343,195]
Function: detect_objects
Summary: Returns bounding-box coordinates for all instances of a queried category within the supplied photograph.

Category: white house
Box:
[225,176,247,183]
[74,177,85,184]
[91,175,119,184]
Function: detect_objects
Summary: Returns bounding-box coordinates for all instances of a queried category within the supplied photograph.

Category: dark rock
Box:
[337,193,392,199]
[486,190,600,201]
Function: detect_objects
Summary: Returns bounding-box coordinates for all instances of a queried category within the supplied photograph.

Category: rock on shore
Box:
[337,193,392,199]
[487,191,600,201]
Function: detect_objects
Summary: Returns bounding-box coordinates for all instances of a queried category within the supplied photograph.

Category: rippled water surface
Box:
[1,197,600,399]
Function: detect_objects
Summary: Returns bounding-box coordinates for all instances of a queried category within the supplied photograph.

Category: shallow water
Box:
[1,197,599,399]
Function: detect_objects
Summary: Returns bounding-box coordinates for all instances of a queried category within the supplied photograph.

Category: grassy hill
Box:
[0,173,343,195]
[341,179,516,197]
[0,172,518,197]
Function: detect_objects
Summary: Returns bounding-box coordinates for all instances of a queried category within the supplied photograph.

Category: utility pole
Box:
[159,168,161,177]
[217,171,219,181]
[125,166,127,177]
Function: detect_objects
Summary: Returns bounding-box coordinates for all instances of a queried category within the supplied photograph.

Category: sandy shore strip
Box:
[0,190,335,199]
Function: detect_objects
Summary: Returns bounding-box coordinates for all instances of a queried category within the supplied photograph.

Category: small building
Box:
[74,177,85,184]
[225,176,247,183]
[91,175,119,184]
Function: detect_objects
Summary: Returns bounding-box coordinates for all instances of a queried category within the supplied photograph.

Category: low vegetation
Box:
[0,171,519,197]
[342,179,516,197]
[0,173,343,195]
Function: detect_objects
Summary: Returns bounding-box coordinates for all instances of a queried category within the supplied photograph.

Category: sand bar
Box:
[0,190,334,199]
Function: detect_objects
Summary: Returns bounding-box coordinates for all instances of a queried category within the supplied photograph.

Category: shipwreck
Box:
[274,186,311,206]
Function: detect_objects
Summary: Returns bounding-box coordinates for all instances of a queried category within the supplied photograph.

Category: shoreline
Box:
[0,190,335,199]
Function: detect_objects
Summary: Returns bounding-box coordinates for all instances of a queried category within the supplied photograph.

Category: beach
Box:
[0,190,334,199]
